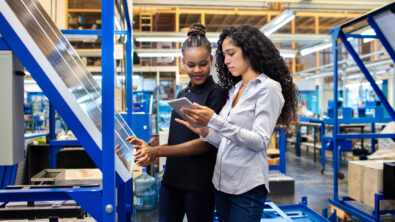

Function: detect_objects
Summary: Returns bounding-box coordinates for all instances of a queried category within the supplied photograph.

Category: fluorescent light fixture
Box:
[137,37,220,43]
[345,79,383,88]
[362,28,376,43]
[261,10,295,36]
[64,34,98,41]
[134,32,330,43]
[300,42,332,56]
[279,49,297,58]
[136,49,296,58]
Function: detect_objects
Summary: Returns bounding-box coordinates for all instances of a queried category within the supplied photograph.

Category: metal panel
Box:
[0,0,135,181]
[0,51,24,165]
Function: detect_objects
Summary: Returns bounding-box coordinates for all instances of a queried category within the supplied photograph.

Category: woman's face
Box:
[221,37,251,77]
[182,47,213,86]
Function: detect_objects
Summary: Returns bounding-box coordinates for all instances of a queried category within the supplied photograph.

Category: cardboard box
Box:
[348,160,395,209]
[115,87,123,112]
[348,161,365,202]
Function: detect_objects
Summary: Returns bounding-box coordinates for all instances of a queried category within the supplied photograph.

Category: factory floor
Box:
[136,147,350,222]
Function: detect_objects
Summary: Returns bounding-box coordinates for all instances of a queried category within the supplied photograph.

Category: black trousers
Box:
[158,184,214,222]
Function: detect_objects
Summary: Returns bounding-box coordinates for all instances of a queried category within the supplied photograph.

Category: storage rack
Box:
[0,0,134,221]
[328,2,395,221]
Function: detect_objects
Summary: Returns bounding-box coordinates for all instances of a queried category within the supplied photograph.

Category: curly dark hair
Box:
[215,25,298,127]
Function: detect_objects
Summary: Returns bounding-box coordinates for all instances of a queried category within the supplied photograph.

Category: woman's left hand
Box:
[181,103,215,127]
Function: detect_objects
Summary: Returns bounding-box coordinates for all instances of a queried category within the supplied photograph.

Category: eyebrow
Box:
[223,48,234,54]
[187,60,208,64]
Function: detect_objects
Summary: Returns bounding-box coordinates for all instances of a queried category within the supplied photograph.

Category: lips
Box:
[228,67,234,71]
[192,75,204,81]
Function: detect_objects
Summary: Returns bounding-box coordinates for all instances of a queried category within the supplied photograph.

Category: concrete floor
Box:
[136,148,350,222]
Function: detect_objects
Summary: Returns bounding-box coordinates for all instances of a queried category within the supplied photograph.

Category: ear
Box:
[210,55,214,64]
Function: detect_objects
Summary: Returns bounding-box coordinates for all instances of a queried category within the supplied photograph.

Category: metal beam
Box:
[133,31,331,43]
[133,7,364,17]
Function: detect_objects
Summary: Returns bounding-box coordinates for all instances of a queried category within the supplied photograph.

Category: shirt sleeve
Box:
[201,128,222,147]
[207,83,284,152]
[200,87,227,147]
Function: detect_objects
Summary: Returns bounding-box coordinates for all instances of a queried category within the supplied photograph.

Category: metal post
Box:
[156,71,160,134]
[371,123,375,153]
[126,27,133,127]
[313,126,317,163]
[320,123,326,173]
[101,0,116,220]
[49,102,55,141]
[296,126,301,157]
[331,28,340,201]
[279,129,286,174]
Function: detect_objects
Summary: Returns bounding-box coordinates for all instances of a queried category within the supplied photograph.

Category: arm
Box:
[155,138,210,157]
[207,84,284,152]
[127,136,210,167]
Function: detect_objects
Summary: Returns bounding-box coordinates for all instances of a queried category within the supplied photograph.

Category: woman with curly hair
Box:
[176,25,298,222]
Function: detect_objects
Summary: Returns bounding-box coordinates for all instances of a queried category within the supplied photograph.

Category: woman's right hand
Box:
[175,118,209,138]
[126,136,157,167]
[126,136,149,149]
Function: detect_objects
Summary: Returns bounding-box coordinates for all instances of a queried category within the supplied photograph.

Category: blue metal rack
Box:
[328,2,395,221]
[216,197,335,222]
[269,128,287,174]
[0,0,134,221]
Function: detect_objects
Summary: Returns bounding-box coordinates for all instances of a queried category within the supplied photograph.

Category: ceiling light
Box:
[261,10,295,36]
[279,49,297,58]
[135,48,296,58]
[362,28,376,43]
[134,32,330,44]
[300,42,332,56]
[64,34,98,41]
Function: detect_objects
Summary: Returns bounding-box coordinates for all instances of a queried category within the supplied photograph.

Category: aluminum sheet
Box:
[1,0,135,181]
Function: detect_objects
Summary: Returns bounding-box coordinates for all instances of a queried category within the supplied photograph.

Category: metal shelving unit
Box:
[0,0,135,221]
[328,2,395,221]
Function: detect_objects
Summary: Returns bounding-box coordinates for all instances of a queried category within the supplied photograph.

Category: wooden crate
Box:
[31,169,102,186]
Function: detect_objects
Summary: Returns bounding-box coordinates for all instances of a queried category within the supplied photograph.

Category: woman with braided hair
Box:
[126,23,226,222]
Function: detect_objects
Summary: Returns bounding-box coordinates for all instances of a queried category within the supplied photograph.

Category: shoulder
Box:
[257,77,284,104]
[260,77,282,94]
[177,87,188,98]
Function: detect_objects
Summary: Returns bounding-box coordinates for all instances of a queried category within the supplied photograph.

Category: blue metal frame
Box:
[0,0,134,220]
[0,36,10,50]
[260,197,334,221]
[327,2,395,221]
[101,0,116,220]
[269,128,287,174]
[296,119,323,164]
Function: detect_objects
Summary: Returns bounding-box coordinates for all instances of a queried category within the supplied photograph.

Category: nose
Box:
[224,56,230,65]
[194,66,202,73]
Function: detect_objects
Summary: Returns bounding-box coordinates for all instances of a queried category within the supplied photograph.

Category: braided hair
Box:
[181,23,211,55]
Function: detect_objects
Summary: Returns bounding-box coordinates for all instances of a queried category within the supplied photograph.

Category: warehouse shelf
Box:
[327,2,395,221]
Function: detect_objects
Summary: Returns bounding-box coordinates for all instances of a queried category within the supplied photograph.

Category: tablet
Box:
[168,97,202,128]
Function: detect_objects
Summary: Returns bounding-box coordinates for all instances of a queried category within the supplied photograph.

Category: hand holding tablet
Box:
[168,97,202,128]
